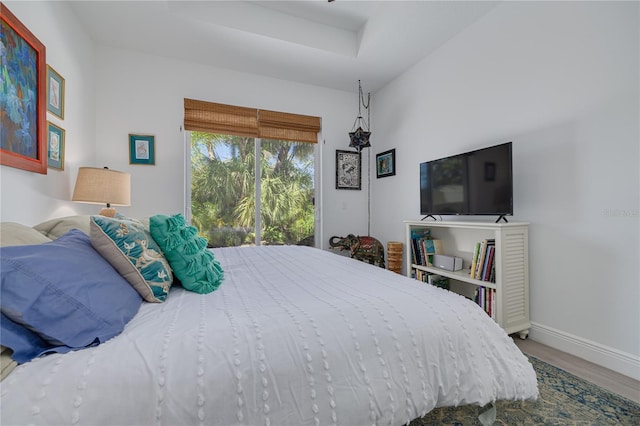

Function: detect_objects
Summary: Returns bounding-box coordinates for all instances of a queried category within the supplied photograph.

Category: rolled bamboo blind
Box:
[258,109,321,143]
[184,99,320,143]
[184,99,258,137]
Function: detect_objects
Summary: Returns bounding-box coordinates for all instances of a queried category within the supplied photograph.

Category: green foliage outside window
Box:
[190,132,314,247]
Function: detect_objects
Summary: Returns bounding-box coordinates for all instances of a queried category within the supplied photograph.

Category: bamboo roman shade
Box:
[258,109,320,144]
[184,98,320,143]
[184,99,259,137]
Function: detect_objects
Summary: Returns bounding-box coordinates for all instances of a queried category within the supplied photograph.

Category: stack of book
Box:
[409,228,442,267]
[469,238,496,282]
[475,287,496,319]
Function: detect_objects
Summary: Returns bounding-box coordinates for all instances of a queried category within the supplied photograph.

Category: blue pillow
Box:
[0,229,142,363]
[0,313,68,363]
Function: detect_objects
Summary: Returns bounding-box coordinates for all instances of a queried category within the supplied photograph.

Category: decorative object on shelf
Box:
[335,149,361,190]
[387,241,403,274]
[376,148,396,178]
[329,234,385,268]
[46,65,64,119]
[348,80,371,152]
[129,134,155,165]
[72,166,131,217]
[0,2,47,174]
[46,121,65,170]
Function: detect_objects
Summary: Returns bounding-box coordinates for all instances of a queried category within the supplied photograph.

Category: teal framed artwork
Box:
[47,121,65,170]
[376,149,396,178]
[129,134,155,165]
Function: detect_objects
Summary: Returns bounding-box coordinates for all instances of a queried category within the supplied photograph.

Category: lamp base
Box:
[99,207,117,218]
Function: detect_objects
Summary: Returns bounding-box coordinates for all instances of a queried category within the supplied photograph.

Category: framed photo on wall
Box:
[129,134,155,165]
[0,3,47,174]
[376,149,396,178]
[335,149,361,190]
[46,121,65,170]
[46,65,65,119]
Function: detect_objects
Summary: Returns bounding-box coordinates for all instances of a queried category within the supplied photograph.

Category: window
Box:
[184,99,320,247]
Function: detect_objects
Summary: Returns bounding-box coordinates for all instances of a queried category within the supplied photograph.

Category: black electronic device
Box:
[420,142,513,222]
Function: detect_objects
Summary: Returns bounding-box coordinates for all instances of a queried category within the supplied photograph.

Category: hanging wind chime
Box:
[347,80,373,236]
[348,80,371,152]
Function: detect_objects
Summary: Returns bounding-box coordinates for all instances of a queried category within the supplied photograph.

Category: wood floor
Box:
[512,335,640,404]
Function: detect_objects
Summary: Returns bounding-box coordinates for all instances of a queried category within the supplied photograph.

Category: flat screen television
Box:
[420,142,513,221]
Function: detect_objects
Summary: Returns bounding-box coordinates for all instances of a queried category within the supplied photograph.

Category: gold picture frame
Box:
[46,65,65,119]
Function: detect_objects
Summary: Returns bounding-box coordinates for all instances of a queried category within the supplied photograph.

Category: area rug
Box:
[410,355,640,425]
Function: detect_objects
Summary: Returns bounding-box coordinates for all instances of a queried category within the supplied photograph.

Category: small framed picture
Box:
[129,134,155,165]
[376,148,396,178]
[46,65,65,119]
[47,121,65,170]
[336,150,361,190]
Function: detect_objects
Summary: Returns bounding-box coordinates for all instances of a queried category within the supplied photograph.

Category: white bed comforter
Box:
[1,245,537,426]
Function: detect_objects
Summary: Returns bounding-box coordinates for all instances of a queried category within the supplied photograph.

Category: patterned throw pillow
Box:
[149,213,223,294]
[90,215,173,302]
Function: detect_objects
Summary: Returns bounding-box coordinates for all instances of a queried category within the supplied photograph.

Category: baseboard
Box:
[529,322,640,381]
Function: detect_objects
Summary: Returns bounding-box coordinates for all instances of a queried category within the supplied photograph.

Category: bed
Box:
[0,215,537,426]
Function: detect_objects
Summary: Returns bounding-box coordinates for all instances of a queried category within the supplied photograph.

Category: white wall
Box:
[371,1,639,378]
[0,1,96,224]
[93,47,369,248]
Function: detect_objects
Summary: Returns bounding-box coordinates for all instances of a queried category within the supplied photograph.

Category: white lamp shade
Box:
[72,167,131,207]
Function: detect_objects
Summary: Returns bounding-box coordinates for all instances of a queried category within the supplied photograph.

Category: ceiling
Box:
[68,1,499,93]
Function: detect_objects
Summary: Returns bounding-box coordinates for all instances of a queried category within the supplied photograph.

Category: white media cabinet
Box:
[404,220,530,338]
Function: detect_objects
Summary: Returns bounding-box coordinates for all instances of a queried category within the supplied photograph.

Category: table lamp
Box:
[72,167,131,217]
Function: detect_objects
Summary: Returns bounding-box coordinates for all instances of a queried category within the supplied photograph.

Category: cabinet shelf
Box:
[410,263,498,290]
[405,220,530,338]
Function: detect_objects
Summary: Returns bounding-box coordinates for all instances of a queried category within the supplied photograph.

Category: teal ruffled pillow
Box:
[90,215,173,302]
[149,213,223,294]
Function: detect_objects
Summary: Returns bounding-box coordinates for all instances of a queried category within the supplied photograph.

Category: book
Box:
[410,228,441,267]
[483,245,495,281]
[477,286,485,310]
[410,228,430,239]
[491,289,496,319]
[476,239,495,280]
[475,240,488,280]
[422,238,442,254]
[410,228,430,266]
[469,242,481,278]
[411,238,420,264]
[422,238,442,266]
